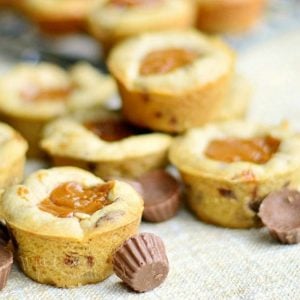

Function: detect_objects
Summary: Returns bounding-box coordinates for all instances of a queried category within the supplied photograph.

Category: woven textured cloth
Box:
[2,7,300,300]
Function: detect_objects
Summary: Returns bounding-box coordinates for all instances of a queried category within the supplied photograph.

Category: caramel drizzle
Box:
[205,135,281,164]
[140,48,199,76]
[39,181,114,218]
[20,86,72,102]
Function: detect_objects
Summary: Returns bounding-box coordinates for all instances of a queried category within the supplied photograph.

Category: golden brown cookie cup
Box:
[0,123,27,192]
[41,109,172,178]
[20,0,96,35]
[0,63,116,157]
[117,74,231,133]
[87,0,196,54]
[1,167,143,287]
[182,171,295,229]
[1,116,44,158]
[118,74,249,133]
[196,0,266,33]
[170,121,300,228]
[9,219,140,287]
[108,31,235,133]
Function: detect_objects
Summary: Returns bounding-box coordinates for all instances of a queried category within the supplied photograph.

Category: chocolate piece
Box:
[0,222,10,246]
[113,233,169,292]
[0,246,13,290]
[258,189,300,244]
[139,170,180,222]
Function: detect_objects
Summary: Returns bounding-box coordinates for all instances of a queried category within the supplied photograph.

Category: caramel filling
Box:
[140,48,199,76]
[205,135,281,164]
[109,0,161,8]
[39,181,114,218]
[20,86,71,102]
[84,119,149,142]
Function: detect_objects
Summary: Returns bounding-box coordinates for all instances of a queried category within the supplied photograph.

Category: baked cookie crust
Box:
[0,62,116,157]
[169,121,300,228]
[108,30,235,133]
[0,122,28,191]
[87,0,195,52]
[196,0,266,33]
[20,0,96,34]
[41,108,172,178]
[0,167,143,287]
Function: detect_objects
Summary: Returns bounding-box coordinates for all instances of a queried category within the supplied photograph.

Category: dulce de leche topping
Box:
[205,135,281,164]
[140,48,199,76]
[109,0,161,8]
[20,86,71,102]
[84,118,149,142]
[39,181,114,218]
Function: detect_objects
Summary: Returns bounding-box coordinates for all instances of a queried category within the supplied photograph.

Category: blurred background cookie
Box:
[196,0,267,33]
[87,0,195,53]
[41,108,172,178]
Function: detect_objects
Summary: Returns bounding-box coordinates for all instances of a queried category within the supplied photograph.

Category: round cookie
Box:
[0,62,116,157]
[169,121,300,228]
[108,30,236,133]
[87,0,195,53]
[0,167,143,287]
[195,0,266,33]
[41,108,172,178]
[19,0,96,34]
[0,122,27,193]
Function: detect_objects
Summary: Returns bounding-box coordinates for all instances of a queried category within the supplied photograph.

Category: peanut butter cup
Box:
[0,223,10,246]
[139,170,181,222]
[0,246,13,290]
[113,233,169,292]
[259,189,300,244]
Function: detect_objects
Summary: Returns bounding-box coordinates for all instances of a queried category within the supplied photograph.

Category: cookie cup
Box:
[169,121,300,228]
[0,63,116,157]
[20,0,96,34]
[108,30,235,133]
[196,0,266,33]
[87,0,195,53]
[0,122,28,192]
[0,167,143,287]
[41,109,172,178]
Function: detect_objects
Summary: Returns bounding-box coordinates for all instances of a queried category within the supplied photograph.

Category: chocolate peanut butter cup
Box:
[0,246,13,290]
[0,222,10,246]
[139,170,181,222]
[259,189,300,244]
[113,233,169,292]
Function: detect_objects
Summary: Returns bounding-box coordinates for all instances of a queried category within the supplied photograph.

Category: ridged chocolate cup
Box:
[0,246,13,290]
[259,189,300,244]
[113,233,169,292]
[0,222,10,246]
[139,170,181,222]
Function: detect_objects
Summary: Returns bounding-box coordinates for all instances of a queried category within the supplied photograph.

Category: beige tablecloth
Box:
[2,30,300,300]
